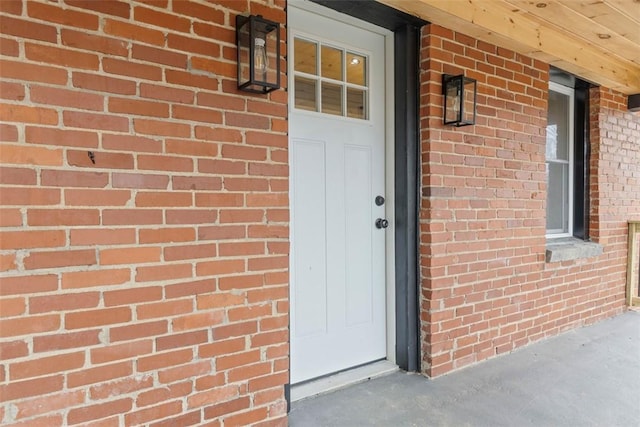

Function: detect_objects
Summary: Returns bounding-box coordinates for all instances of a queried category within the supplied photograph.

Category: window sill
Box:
[545,237,603,263]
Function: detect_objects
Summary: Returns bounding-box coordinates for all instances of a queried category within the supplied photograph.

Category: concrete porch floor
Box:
[289,311,640,426]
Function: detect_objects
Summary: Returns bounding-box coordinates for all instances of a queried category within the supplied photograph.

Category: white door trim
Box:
[287,0,396,375]
[382,20,396,365]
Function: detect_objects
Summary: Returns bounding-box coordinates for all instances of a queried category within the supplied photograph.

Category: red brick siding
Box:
[0,1,288,426]
[589,87,640,305]
[590,87,640,245]
[419,24,639,377]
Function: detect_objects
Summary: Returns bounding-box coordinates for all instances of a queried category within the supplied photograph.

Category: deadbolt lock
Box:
[375,218,389,229]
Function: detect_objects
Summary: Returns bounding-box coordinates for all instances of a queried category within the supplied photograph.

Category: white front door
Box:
[289,4,388,384]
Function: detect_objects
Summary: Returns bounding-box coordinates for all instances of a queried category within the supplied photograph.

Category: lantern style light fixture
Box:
[442,74,477,126]
[629,94,640,112]
[236,14,280,94]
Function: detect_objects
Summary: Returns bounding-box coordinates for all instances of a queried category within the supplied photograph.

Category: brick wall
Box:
[0,1,288,425]
[590,87,640,246]
[419,24,640,377]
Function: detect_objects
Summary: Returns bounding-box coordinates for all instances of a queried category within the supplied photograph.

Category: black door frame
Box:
[285,0,426,408]
[310,0,426,373]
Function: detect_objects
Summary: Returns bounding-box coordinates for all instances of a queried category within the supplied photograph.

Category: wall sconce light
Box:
[629,94,640,112]
[236,14,280,94]
[442,74,477,126]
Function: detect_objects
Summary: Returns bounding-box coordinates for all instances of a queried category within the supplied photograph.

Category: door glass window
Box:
[321,45,343,81]
[293,36,369,120]
[346,52,366,86]
[295,77,317,112]
[347,87,366,119]
[322,82,343,115]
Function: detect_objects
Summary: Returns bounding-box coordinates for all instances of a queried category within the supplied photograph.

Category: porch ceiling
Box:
[377,0,640,95]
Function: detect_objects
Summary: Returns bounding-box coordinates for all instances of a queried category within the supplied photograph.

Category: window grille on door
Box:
[293,36,369,120]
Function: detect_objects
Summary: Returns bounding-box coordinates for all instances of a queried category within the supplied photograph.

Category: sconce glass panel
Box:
[462,78,477,125]
[444,82,460,124]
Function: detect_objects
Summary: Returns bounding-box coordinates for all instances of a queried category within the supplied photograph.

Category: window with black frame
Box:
[543,70,604,263]
[545,69,590,241]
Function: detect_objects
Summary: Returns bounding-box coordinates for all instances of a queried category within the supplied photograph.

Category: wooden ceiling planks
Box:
[562,0,640,44]
[505,0,640,65]
[603,0,640,24]
[377,0,640,95]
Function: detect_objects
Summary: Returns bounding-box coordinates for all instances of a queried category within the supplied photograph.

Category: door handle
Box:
[375,218,389,229]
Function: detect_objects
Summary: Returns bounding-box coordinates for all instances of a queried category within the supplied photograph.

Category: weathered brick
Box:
[26,127,99,148]
[24,249,96,270]
[10,352,85,380]
[67,398,133,424]
[110,320,168,342]
[65,307,132,329]
[72,71,137,95]
[104,18,164,46]
[25,42,99,70]
[33,330,101,352]
[90,340,154,364]
[0,314,60,338]
[27,1,99,30]
[67,361,133,388]
[103,57,162,81]
[13,390,86,420]
[0,59,68,85]
[0,274,58,296]
[0,15,57,43]
[0,375,63,401]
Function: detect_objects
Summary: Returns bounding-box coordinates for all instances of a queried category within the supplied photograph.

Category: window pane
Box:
[546,162,569,233]
[295,76,317,112]
[321,46,343,81]
[546,90,570,161]
[346,53,366,86]
[294,38,317,75]
[321,82,342,116]
[347,88,367,119]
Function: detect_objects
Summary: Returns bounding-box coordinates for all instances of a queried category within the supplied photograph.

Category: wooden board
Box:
[378,0,640,94]
[627,222,640,306]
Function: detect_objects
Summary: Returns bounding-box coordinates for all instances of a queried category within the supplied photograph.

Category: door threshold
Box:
[290,360,398,402]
